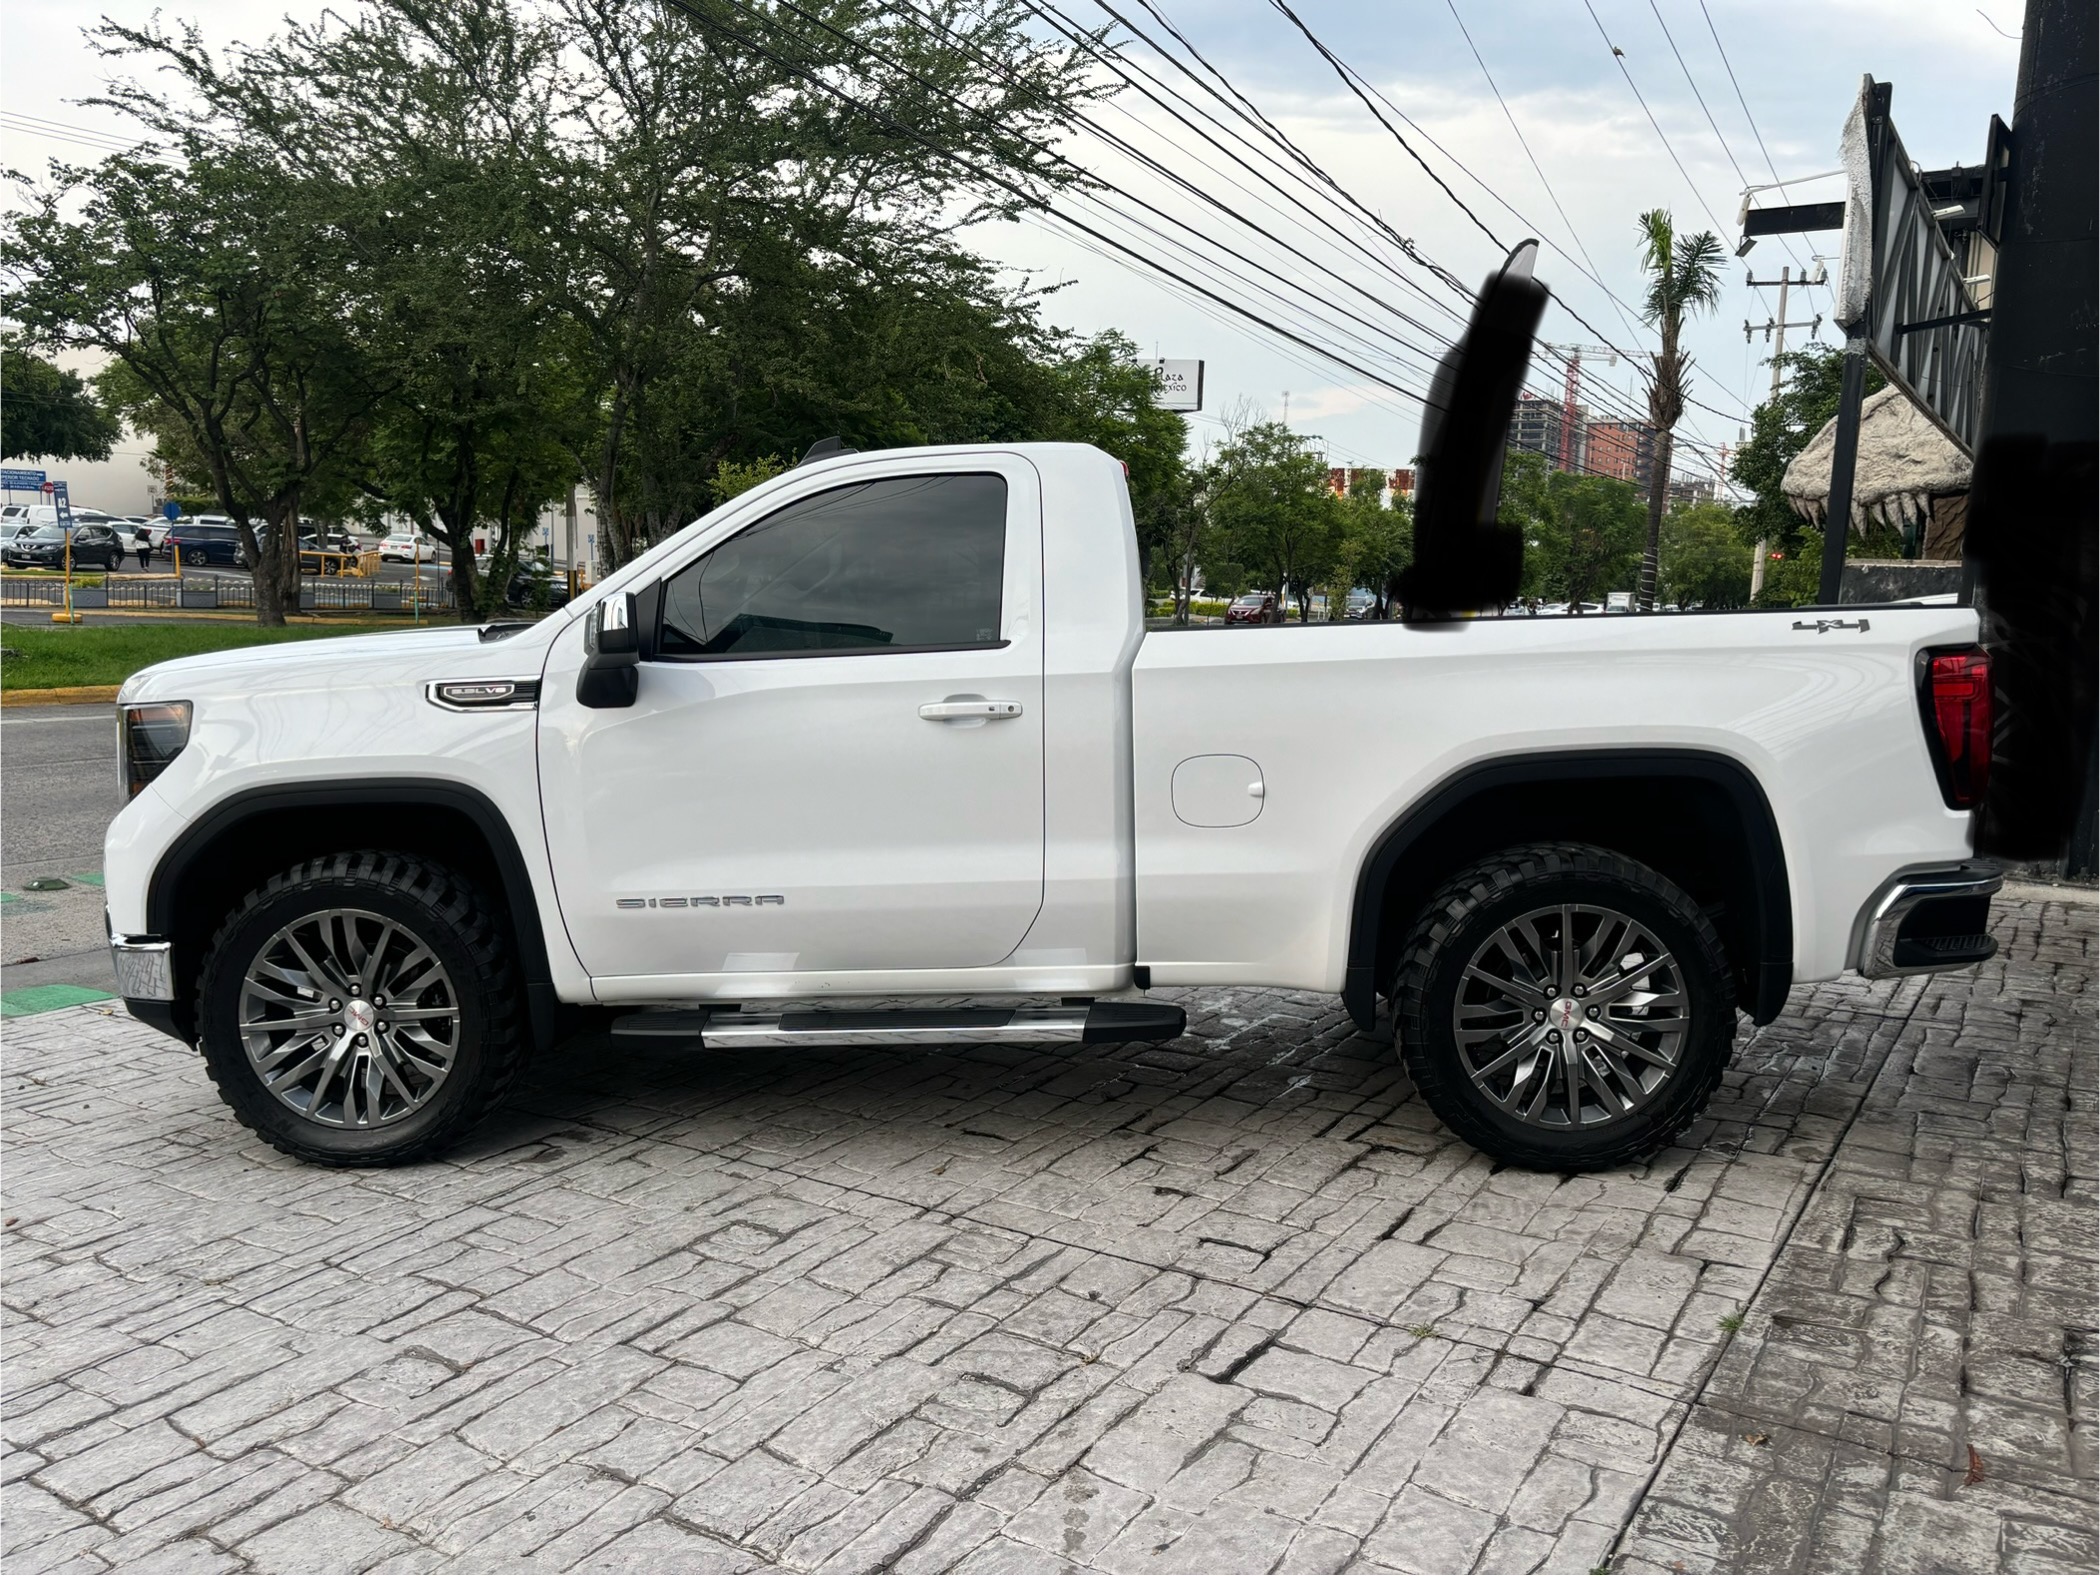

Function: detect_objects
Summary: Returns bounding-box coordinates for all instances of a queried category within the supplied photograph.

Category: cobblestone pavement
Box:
[3,896,2091,1574]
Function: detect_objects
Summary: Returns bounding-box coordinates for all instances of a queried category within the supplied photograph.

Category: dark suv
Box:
[4,522,123,570]
[162,522,242,567]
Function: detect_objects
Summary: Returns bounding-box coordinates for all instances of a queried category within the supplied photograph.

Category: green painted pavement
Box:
[1,984,116,1018]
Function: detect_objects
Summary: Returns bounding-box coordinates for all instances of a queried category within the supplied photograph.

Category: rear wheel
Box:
[1391,842,1736,1171]
[196,852,525,1166]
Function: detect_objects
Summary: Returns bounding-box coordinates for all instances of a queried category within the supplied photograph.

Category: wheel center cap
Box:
[1549,996,1581,1033]
[346,999,377,1034]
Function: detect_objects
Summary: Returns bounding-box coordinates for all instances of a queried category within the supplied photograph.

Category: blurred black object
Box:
[1398,240,1548,620]
[1966,0,2096,873]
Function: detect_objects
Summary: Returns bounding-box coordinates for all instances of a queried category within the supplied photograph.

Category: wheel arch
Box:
[1343,749,1792,1032]
[146,779,558,1048]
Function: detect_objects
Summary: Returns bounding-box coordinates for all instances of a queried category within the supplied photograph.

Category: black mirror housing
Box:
[577,591,641,708]
[1399,240,1549,620]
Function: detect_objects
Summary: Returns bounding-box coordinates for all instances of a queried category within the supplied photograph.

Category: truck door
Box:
[537,458,1045,983]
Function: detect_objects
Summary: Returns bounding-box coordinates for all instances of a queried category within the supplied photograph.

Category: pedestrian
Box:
[134,534,152,571]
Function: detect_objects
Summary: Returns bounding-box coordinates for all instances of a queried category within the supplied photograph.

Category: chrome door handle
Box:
[919,699,1023,721]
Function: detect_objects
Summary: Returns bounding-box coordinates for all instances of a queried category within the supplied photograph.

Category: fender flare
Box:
[146,778,558,1041]
[1341,748,1793,1031]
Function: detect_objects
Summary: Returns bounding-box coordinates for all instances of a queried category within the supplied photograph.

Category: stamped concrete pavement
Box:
[2,894,2091,1574]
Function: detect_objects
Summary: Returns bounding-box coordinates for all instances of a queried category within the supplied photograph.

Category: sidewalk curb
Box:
[1,686,120,707]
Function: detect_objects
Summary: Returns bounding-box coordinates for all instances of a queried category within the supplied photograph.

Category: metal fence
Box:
[0,575,456,613]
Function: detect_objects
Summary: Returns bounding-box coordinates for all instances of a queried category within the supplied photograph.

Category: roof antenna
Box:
[798,436,857,466]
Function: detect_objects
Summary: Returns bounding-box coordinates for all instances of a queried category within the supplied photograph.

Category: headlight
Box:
[119,701,192,797]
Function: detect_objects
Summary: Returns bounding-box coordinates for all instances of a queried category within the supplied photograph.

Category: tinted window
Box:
[659,474,1007,658]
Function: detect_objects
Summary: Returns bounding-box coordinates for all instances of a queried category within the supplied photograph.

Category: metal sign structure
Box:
[1147,359,1204,412]
[1837,77,1992,454]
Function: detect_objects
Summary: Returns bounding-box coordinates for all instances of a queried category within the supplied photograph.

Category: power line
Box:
[655,0,1446,408]
[1240,0,1743,431]
[721,0,1467,402]
[1438,1,1647,347]
[674,0,1742,485]
[1644,0,1811,279]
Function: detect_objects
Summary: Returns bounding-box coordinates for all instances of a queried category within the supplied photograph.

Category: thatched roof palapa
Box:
[1781,385,1971,535]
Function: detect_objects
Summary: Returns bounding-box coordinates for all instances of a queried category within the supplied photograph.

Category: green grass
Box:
[0,622,400,691]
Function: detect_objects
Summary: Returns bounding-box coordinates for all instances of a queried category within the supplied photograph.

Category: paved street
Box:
[1,892,2091,1574]
[0,706,125,998]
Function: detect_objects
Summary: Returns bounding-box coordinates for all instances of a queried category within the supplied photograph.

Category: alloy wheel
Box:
[1450,902,1690,1129]
[237,906,460,1129]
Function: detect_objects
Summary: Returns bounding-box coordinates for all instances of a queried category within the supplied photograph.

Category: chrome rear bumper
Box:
[1856,866,2002,979]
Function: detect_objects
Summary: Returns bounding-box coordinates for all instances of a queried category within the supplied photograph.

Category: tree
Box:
[1658,500,1751,609]
[6,145,387,625]
[1037,331,1191,590]
[1731,345,1888,606]
[1632,210,1724,611]
[546,0,1099,567]
[1338,470,1411,618]
[0,343,119,462]
[1504,449,1644,608]
[1203,420,1341,621]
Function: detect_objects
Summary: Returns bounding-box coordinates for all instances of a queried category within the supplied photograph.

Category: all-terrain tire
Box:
[1391,841,1736,1171]
[196,851,525,1166]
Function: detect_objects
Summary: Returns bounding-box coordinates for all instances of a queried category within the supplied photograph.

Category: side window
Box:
[658,473,1008,658]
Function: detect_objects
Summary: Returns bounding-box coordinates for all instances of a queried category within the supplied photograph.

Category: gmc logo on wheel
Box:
[616,895,785,910]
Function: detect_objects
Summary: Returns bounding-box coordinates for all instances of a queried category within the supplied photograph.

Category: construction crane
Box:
[1539,342,1618,473]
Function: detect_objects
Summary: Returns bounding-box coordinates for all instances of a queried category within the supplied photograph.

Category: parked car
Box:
[1223,590,1279,625]
[1344,589,1377,620]
[378,532,440,563]
[444,559,574,611]
[4,522,123,570]
[161,521,243,567]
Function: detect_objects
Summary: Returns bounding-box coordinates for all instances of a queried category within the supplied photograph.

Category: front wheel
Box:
[196,852,526,1166]
[1391,842,1737,1171]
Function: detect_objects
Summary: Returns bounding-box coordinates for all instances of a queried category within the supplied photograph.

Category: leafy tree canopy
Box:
[1,342,120,463]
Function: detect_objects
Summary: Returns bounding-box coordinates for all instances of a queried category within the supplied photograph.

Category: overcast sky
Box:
[2,0,2021,490]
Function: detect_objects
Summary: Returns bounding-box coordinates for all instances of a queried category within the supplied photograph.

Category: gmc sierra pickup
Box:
[102,436,2001,1172]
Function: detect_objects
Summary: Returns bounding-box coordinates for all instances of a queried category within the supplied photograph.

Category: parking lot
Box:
[1,718,2091,1574]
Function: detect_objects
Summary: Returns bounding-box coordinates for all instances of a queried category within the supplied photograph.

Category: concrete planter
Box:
[179,585,218,609]
[69,588,108,609]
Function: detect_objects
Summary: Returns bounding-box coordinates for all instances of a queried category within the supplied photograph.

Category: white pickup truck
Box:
[103,439,2001,1173]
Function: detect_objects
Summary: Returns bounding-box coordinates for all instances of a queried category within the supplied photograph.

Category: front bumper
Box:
[1856,865,2003,979]
[110,935,175,1000]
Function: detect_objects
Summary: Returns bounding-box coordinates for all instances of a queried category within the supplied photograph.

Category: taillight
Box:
[1920,648,1991,809]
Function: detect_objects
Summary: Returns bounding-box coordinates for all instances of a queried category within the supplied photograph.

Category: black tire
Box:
[196,851,525,1166]
[1391,841,1736,1171]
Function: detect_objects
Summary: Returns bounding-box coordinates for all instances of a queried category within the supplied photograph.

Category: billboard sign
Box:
[1836,76,1987,453]
[1,468,46,492]
[1148,359,1204,412]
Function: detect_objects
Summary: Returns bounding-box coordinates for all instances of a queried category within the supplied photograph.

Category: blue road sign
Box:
[1,468,47,492]
[162,500,182,520]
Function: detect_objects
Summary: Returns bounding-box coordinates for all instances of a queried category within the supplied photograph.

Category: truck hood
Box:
[117,619,567,706]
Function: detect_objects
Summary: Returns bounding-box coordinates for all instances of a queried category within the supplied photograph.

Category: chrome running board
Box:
[610,1001,1185,1049]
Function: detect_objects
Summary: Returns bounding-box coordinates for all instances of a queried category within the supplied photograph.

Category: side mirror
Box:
[1398,239,1548,620]
[577,590,640,709]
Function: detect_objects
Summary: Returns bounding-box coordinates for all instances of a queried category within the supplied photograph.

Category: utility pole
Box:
[1741,264,1825,595]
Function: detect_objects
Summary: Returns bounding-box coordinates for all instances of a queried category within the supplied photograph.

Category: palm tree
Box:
[1632,210,1724,611]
